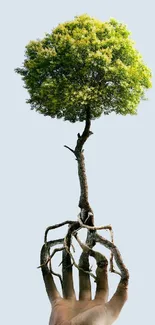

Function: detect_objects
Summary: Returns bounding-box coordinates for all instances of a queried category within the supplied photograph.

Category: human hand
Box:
[40,232,129,325]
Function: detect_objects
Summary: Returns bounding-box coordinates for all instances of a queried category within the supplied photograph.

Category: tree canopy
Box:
[16,14,152,122]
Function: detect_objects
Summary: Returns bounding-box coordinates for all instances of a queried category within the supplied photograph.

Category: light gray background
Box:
[1,0,154,324]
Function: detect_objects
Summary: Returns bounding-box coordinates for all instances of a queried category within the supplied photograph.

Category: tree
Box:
[16,14,151,325]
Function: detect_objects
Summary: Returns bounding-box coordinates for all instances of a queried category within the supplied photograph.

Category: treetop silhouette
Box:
[16,14,151,122]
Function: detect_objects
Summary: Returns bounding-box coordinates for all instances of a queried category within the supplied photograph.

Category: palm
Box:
[51,298,108,325]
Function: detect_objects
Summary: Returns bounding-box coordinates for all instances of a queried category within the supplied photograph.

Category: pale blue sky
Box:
[1,0,155,324]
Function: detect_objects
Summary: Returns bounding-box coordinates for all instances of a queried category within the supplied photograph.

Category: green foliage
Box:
[16,14,152,122]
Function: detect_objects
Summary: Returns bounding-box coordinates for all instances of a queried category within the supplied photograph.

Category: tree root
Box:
[40,216,127,284]
[44,220,75,243]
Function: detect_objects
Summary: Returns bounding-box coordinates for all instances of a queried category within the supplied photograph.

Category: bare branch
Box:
[44,220,75,243]
[64,145,75,155]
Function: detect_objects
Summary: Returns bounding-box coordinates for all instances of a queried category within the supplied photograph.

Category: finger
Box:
[107,277,129,321]
[95,233,129,320]
[91,251,109,301]
[79,251,91,300]
[40,240,63,304]
[62,249,76,299]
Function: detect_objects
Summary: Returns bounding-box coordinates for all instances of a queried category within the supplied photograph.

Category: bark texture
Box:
[39,107,129,325]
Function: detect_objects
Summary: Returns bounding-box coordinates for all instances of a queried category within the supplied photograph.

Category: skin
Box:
[41,243,129,325]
